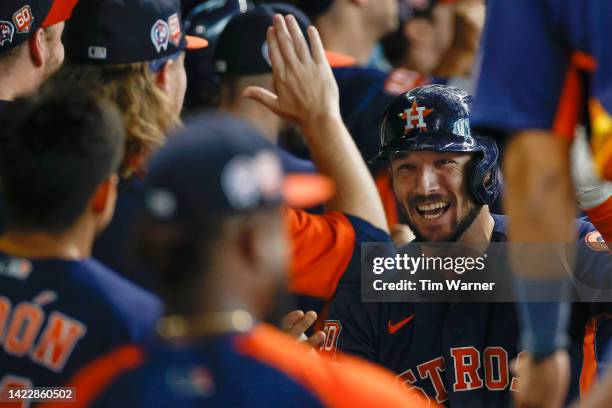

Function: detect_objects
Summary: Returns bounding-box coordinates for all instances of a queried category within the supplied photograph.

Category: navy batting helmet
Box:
[182,0,252,112]
[374,84,500,206]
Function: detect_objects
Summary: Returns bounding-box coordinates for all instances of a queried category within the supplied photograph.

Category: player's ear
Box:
[91,175,119,215]
[237,222,258,269]
[235,216,271,272]
[154,60,174,95]
[28,28,46,68]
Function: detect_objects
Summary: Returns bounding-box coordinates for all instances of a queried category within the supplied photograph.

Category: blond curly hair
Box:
[48,62,180,177]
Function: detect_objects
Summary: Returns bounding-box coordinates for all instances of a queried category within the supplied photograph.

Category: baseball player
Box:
[44,0,208,289]
[472,1,612,406]
[38,115,428,408]
[292,0,419,240]
[214,3,354,174]
[323,85,612,407]
[0,0,78,108]
[0,85,162,396]
[241,13,391,303]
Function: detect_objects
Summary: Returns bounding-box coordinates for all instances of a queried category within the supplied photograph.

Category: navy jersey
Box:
[43,324,427,408]
[473,0,612,180]
[0,100,10,110]
[325,215,612,407]
[0,252,162,391]
[93,177,155,291]
[333,66,396,166]
[277,148,316,174]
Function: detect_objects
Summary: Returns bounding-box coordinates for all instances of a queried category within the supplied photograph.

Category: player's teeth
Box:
[417,202,449,212]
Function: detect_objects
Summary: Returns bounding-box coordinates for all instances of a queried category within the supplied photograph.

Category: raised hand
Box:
[244,14,340,129]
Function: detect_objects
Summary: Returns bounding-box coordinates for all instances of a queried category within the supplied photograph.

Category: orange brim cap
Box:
[283,173,334,208]
[42,0,79,27]
[325,50,356,68]
[186,35,209,50]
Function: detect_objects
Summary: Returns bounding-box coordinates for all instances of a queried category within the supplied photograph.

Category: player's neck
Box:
[0,221,95,261]
[316,13,377,66]
[457,205,495,243]
[0,64,41,101]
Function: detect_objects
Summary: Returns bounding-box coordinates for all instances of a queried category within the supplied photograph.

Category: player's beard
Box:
[43,52,63,81]
[402,203,483,243]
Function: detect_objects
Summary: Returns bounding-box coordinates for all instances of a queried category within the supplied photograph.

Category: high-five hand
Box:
[244,14,340,128]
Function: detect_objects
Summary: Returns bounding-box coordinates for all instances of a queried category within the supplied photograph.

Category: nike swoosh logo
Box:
[387,314,415,334]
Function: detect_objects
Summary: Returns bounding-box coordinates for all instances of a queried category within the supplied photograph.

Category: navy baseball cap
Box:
[295,0,333,19]
[183,0,251,42]
[182,0,253,110]
[213,3,354,76]
[63,0,208,66]
[0,0,78,54]
[143,115,333,221]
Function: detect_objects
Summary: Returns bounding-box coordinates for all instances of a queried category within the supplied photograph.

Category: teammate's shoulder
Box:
[576,216,598,237]
[77,258,157,300]
[235,324,423,407]
[344,213,391,243]
[38,344,147,408]
[490,213,509,241]
[276,147,316,174]
[333,65,388,82]
[74,258,162,331]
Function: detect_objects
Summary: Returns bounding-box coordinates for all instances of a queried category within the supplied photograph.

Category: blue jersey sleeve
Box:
[338,214,393,287]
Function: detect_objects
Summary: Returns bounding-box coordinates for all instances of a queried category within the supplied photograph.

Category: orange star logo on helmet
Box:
[398,101,434,133]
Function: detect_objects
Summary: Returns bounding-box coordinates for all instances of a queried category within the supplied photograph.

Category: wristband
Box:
[513,276,570,360]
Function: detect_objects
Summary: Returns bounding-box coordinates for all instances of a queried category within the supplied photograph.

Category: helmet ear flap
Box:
[464,155,484,206]
[465,153,500,206]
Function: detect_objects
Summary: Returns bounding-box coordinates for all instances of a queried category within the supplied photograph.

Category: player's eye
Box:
[435,159,456,167]
[396,163,418,173]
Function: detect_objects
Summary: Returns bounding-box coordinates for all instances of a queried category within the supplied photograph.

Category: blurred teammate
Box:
[324,85,612,407]
[40,115,428,408]
[300,0,397,66]
[45,0,208,288]
[382,0,484,81]
[0,86,161,394]
[473,1,612,406]
[214,3,327,173]
[0,0,77,107]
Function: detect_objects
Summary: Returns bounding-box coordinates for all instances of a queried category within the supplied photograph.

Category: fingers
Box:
[281,310,304,330]
[266,27,285,78]
[284,310,318,338]
[272,15,300,70]
[243,86,281,115]
[306,330,326,349]
[307,25,326,65]
[285,15,310,63]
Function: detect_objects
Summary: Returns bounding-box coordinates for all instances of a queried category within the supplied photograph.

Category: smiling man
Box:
[323,85,612,407]
[377,85,499,244]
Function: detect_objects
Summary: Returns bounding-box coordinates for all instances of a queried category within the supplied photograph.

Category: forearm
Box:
[302,113,389,233]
